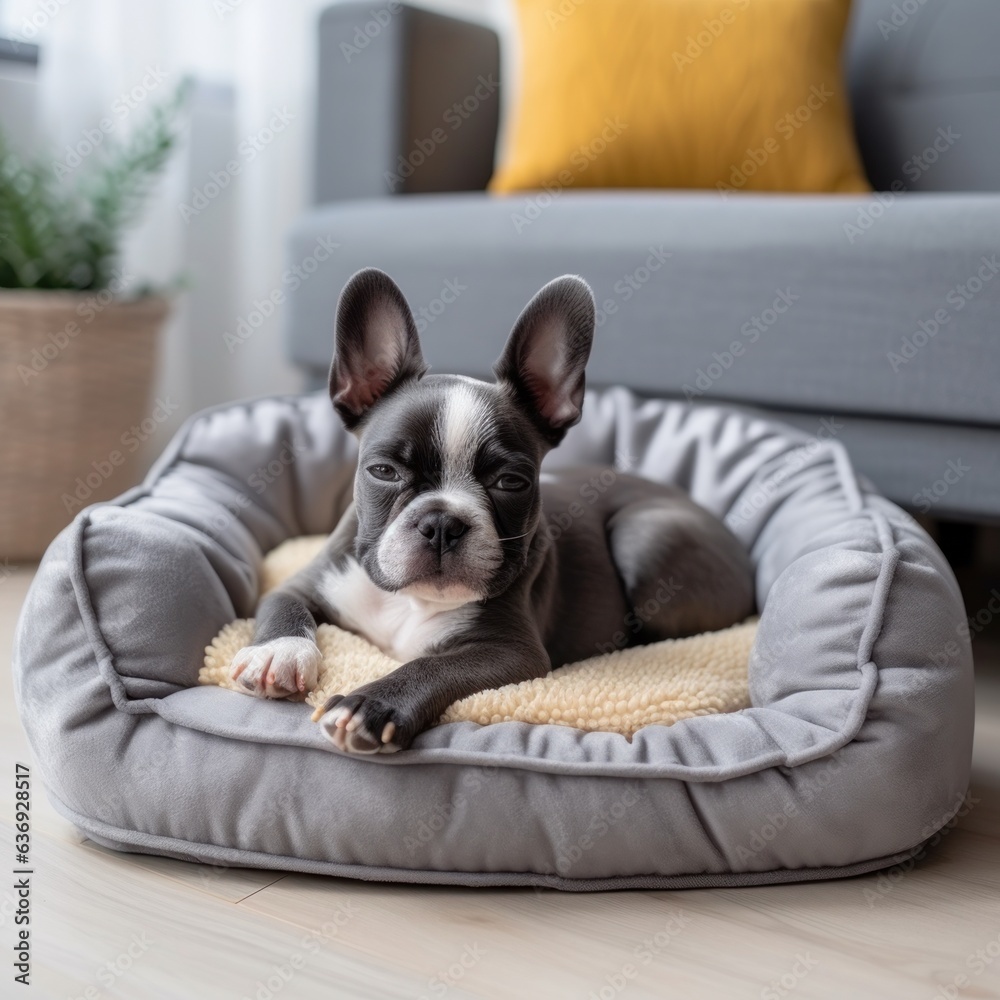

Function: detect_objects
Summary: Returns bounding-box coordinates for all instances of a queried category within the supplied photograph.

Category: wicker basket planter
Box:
[0,290,170,562]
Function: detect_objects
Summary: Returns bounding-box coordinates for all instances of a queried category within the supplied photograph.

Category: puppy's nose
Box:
[416,511,469,553]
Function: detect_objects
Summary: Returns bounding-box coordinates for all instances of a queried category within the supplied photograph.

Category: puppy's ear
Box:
[493,275,595,444]
[329,268,428,429]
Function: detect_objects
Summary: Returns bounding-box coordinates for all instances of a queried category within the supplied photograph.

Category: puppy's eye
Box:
[492,473,530,492]
[367,464,401,482]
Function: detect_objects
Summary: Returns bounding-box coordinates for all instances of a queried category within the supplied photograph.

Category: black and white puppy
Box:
[231,269,755,753]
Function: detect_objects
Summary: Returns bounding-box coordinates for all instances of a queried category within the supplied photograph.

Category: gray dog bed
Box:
[13,388,974,890]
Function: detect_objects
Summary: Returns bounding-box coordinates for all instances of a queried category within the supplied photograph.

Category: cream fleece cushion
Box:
[201,536,755,738]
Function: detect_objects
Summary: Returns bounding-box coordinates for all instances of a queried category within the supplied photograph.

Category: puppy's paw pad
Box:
[230,638,322,699]
[317,697,403,754]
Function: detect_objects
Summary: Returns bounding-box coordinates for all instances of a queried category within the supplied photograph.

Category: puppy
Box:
[231,269,754,753]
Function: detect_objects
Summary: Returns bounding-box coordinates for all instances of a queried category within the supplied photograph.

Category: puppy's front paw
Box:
[315,686,422,754]
[231,638,322,699]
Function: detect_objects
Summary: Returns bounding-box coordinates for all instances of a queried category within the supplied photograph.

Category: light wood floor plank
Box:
[2,819,450,999]
[79,840,290,903]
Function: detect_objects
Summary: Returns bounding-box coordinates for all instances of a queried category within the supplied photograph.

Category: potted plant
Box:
[0,84,187,561]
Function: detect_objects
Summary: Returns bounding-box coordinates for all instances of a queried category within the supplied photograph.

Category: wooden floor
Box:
[2,565,998,999]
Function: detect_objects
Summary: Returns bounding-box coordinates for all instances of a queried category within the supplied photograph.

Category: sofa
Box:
[287,0,1000,520]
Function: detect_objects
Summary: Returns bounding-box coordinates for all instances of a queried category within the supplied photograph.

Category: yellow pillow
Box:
[490,0,870,196]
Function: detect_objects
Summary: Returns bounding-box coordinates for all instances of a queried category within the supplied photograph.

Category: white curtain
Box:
[2,0,501,446]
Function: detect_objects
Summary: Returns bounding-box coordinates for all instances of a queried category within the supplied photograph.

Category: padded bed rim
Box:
[50,783,936,892]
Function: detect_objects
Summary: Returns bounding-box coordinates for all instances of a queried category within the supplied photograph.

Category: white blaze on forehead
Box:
[437,381,490,484]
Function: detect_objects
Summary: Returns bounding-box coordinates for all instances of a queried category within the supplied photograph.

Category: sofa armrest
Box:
[315,2,501,203]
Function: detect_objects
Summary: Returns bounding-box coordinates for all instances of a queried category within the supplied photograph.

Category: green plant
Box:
[0,80,190,291]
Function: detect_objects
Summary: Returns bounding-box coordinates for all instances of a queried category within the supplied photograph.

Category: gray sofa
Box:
[288,0,1000,520]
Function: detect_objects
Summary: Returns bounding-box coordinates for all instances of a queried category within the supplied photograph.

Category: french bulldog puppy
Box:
[231,269,754,753]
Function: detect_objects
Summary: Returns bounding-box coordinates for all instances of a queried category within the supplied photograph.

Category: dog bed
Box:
[201,535,758,736]
[13,388,974,890]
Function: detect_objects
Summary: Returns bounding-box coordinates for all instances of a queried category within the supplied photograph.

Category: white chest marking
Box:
[319,560,478,662]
